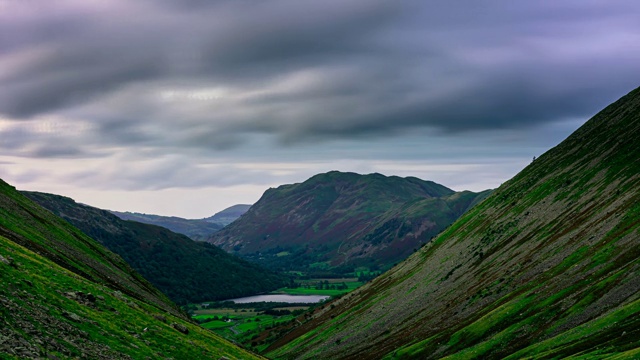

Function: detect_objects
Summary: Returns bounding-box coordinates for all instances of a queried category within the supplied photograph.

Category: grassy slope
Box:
[0,180,176,317]
[210,171,490,272]
[25,191,288,304]
[0,180,262,359]
[267,87,640,359]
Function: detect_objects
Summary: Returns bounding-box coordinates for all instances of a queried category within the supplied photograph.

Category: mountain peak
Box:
[267,86,640,359]
[209,172,488,275]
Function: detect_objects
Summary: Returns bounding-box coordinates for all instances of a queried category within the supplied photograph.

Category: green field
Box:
[274,277,363,296]
[187,277,366,352]
[201,320,234,330]
[193,309,298,352]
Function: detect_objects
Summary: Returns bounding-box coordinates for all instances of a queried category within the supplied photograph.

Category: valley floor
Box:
[188,277,364,353]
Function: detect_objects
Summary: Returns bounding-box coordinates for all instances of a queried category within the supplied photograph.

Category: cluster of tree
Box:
[244,246,381,278]
[357,271,381,282]
[289,280,349,290]
[262,309,292,316]
[243,247,318,273]
[198,301,315,312]
[94,222,289,305]
[23,192,290,305]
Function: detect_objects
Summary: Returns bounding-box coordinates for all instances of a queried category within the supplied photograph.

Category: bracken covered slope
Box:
[268,87,640,359]
[24,191,287,304]
[0,179,262,359]
[209,171,490,274]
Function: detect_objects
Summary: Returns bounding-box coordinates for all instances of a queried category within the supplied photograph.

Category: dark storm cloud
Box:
[1,0,639,150]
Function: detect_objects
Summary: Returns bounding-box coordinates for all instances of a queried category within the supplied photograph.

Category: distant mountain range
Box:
[204,204,252,225]
[25,192,286,305]
[0,179,259,359]
[110,204,250,241]
[209,171,491,275]
[267,87,640,358]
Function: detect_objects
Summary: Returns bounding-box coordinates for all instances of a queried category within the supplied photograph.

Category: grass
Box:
[190,277,365,354]
[201,320,235,330]
[0,235,261,359]
[267,86,640,360]
[0,179,261,359]
[194,307,298,352]
[504,297,640,359]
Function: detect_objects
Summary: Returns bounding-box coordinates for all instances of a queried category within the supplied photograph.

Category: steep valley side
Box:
[267,87,640,359]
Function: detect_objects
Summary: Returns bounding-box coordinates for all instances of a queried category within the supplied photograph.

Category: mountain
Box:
[205,204,252,226]
[110,203,250,240]
[267,87,640,359]
[110,211,223,241]
[208,171,490,275]
[25,192,288,305]
[0,179,261,359]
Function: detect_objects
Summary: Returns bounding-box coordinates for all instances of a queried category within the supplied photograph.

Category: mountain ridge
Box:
[267,86,640,359]
[25,191,287,304]
[111,204,251,240]
[209,171,490,275]
[204,204,252,226]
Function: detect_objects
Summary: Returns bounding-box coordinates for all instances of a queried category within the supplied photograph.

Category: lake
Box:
[226,294,330,304]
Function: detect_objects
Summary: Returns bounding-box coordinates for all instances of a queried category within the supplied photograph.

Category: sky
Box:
[1,1,639,218]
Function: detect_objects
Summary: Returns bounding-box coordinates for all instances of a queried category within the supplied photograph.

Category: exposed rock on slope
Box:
[268,87,640,359]
[209,171,490,274]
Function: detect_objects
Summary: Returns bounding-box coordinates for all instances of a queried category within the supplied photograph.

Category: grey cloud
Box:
[27,144,95,158]
[0,121,103,159]
[1,0,639,152]
[2,169,49,185]
[199,1,397,70]
[0,126,33,151]
[61,156,284,191]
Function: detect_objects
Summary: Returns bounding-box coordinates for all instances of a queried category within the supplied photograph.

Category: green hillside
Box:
[24,191,288,304]
[267,87,640,359]
[0,179,262,359]
[209,171,490,275]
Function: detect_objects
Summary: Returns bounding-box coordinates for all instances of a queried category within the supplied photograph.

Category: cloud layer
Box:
[3,1,639,150]
[1,1,639,216]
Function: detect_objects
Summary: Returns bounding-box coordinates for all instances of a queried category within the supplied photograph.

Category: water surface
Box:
[227,294,329,304]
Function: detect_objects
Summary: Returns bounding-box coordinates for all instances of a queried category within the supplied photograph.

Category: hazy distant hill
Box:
[0,179,260,359]
[110,211,223,241]
[204,204,252,226]
[25,192,287,305]
[209,171,490,275]
[111,204,250,240]
[268,87,640,359]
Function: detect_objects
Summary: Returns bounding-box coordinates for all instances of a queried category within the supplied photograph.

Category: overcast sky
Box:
[1,1,639,218]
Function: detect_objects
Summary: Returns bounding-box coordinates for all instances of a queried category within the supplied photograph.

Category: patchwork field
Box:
[187,277,365,353]
[193,308,300,353]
